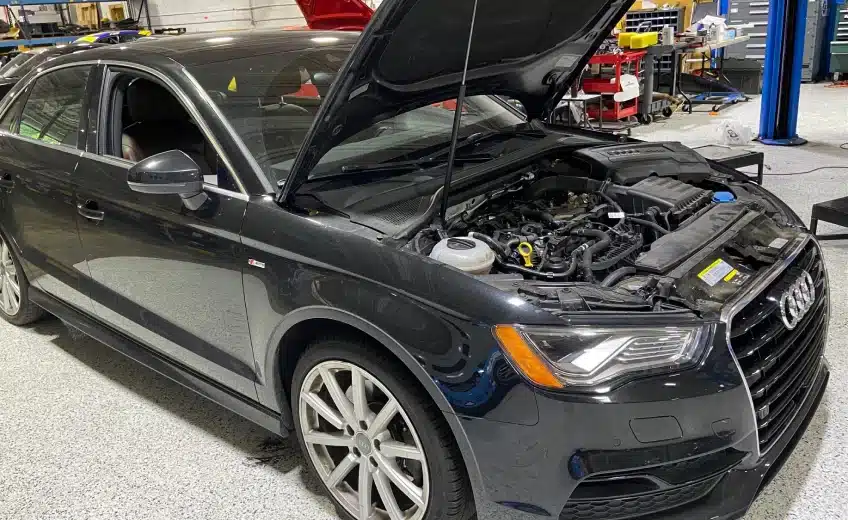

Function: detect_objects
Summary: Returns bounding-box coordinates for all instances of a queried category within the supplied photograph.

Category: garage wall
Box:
[127,0,307,32]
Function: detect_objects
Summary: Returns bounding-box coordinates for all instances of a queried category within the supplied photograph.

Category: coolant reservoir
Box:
[429,237,495,275]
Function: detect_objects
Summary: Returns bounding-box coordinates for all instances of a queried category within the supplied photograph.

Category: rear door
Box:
[0,65,95,313]
[74,64,257,398]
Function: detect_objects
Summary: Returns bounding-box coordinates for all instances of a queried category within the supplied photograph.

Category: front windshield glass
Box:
[188,47,525,188]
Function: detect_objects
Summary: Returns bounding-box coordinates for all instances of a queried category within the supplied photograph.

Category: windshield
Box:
[188,47,525,188]
[0,52,38,79]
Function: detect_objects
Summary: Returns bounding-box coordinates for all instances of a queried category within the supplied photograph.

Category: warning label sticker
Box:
[698,258,738,287]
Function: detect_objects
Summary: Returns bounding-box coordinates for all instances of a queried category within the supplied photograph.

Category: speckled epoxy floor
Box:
[1,84,847,519]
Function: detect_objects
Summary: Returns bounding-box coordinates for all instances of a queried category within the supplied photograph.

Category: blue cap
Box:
[713,191,736,203]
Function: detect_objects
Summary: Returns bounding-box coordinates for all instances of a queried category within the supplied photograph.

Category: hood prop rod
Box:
[438,0,480,228]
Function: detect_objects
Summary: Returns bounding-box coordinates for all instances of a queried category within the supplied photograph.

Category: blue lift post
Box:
[758,0,810,145]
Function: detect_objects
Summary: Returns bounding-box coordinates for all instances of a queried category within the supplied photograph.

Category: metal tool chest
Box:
[725,0,829,81]
[835,1,848,42]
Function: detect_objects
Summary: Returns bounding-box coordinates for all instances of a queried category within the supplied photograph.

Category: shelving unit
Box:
[0,0,129,49]
[623,8,685,72]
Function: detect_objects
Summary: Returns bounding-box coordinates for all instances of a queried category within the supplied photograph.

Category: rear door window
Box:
[18,66,90,148]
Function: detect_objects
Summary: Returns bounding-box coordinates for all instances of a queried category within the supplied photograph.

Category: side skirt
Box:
[29,287,288,438]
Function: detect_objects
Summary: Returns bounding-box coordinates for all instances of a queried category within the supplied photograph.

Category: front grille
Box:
[559,475,722,520]
[728,241,827,453]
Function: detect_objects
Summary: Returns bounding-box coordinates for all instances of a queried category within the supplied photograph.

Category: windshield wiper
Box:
[429,127,547,159]
[338,153,494,175]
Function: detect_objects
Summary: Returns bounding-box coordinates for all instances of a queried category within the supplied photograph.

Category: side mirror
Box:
[127,150,208,210]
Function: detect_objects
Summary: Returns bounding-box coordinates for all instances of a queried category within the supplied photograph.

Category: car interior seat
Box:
[121,78,214,177]
[257,67,315,163]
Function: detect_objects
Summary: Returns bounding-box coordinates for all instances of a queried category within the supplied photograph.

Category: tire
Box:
[292,336,475,520]
[637,113,652,125]
[0,231,44,326]
[662,107,673,118]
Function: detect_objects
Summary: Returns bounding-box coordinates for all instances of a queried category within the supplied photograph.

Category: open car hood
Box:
[282,0,633,199]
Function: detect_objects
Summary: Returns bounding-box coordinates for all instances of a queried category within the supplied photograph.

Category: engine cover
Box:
[612,176,713,226]
[573,142,713,185]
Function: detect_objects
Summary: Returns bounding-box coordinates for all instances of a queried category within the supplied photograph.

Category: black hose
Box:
[628,217,670,235]
[519,208,555,225]
[571,228,611,281]
[645,208,666,229]
[494,256,576,280]
[601,266,637,287]
[597,192,625,229]
[468,232,509,259]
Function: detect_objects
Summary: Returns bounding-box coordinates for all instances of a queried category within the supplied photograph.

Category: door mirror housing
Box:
[127,150,208,210]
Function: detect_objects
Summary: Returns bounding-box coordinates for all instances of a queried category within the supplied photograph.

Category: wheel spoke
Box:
[302,391,345,430]
[326,454,358,488]
[320,367,356,426]
[6,274,18,297]
[358,458,373,519]
[379,440,424,462]
[351,367,370,424]
[367,399,398,437]
[376,455,425,508]
[374,470,404,520]
[304,431,353,448]
[298,361,429,520]
[2,278,13,312]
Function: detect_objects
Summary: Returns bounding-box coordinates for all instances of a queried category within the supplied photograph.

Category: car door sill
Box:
[28,286,288,438]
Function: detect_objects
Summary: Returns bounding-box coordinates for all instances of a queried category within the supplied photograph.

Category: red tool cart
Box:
[582,50,646,122]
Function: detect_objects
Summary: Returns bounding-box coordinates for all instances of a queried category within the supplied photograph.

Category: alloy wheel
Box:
[0,236,21,316]
[298,361,430,520]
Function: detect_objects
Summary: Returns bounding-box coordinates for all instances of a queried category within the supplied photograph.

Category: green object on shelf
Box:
[831,42,848,73]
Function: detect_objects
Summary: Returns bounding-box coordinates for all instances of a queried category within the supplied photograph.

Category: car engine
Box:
[406,163,798,314]
[413,173,709,273]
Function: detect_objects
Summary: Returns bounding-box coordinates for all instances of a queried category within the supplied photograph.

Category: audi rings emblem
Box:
[779,271,816,330]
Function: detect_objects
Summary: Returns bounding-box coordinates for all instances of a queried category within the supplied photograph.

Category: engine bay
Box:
[405,147,799,315]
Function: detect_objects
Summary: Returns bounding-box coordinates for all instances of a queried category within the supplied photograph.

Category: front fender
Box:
[255,304,465,419]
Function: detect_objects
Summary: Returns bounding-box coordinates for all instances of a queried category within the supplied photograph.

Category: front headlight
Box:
[494,324,709,391]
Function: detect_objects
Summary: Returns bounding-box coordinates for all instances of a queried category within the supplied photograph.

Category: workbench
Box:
[810,197,848,241]
[694,145,764,185]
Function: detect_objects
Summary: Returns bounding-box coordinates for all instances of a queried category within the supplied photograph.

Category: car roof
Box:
[30,43,104,57]
[58,29,360,68]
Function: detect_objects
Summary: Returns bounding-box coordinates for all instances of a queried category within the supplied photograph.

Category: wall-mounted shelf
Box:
[0,34,74,47]
[0,0,135,50]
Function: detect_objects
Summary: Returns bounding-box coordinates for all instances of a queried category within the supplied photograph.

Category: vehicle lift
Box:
[757,0,848,238]
[757,0,810,146]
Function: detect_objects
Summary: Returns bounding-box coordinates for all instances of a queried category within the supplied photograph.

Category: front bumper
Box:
[465,359,828,520]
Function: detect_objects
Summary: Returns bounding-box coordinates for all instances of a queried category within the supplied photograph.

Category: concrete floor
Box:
[1,84,847,519]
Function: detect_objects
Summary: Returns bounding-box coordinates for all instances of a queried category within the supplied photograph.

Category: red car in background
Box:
[290,0,374,31]
[289,0,464,111]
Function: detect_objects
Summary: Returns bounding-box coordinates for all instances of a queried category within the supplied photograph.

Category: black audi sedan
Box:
[0,1,829,520]
[0,43,104,99]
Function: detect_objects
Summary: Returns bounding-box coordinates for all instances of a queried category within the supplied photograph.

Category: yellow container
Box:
[630,32,659,49]
[618,32,637,47]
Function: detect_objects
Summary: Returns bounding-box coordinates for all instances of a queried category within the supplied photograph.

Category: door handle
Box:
[77,200,105,221]
[0,173,13,190]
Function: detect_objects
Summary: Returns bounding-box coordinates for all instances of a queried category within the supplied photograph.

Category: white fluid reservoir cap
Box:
[429,237,496,275]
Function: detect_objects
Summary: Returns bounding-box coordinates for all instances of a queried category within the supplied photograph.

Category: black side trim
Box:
[29,286,287,438]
